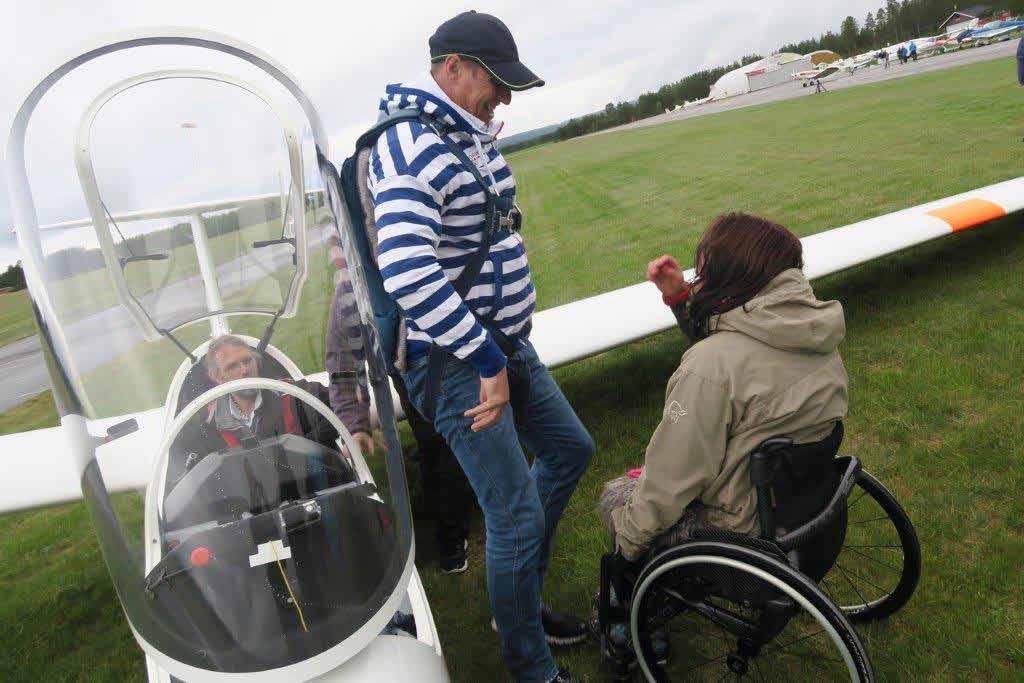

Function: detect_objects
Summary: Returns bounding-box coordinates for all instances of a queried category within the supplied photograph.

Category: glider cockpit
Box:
[6,29,447,682]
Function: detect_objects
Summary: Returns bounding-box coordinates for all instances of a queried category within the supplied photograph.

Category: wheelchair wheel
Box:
[821,469,921,622]
[630,542,873,682]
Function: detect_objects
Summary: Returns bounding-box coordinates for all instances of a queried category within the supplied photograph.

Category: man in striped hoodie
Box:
[368,11,594,683]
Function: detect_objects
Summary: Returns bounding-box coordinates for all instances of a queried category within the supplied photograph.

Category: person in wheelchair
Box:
[168,334,341,484]
[600,212,849,561]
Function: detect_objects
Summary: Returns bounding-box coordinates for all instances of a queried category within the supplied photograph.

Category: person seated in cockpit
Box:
[169,334,340,483]
[599,212,849,561]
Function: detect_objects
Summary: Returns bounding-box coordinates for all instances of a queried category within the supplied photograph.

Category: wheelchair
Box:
[597,423,921,681]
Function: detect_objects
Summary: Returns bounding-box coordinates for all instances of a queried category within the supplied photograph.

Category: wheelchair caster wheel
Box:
[727,653,749,675]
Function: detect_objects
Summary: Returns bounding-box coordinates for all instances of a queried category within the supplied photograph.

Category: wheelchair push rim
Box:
[821,468,921,622]
[629,543,873,682]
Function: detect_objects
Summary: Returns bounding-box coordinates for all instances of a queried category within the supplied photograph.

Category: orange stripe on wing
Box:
[926,198,1006,232]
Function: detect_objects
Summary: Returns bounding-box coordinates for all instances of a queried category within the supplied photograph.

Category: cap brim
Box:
[484,59,545,91]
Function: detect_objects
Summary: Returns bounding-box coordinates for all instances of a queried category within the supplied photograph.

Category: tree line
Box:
[41,197,283,281]
[519,1,1018,148]
[0,262,26,291]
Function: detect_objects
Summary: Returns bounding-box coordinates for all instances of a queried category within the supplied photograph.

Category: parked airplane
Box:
[958,19,1024,45]
[904,35,945,56]
[3,26,1023,683]
[840,54,875,73]
[793,65,840,87]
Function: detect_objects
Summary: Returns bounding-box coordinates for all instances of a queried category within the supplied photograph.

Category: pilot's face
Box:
[210,344,260,397]
[453,59,511,124]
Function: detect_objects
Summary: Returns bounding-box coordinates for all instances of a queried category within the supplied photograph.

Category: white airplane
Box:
[682,95,713,108]
[3,27,1024,683]
[793,65,840,87]
[840,54,875,74]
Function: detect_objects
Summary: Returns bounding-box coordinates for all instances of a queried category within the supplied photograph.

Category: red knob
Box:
[190,547,213,567]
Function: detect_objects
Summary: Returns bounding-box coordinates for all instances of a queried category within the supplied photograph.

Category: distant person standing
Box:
[1017,36,1024,85]
[909,42,918,61]
[897,45,908,65]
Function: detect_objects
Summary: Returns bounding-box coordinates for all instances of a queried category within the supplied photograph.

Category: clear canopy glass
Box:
[134,380,405,673]
[9,32,414,679]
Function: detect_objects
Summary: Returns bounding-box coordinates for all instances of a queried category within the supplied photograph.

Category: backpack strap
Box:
[408,115,526,420]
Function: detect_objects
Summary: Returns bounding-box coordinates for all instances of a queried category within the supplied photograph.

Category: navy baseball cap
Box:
[429,11,545,91]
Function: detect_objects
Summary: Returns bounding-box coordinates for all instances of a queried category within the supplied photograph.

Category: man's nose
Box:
[498,87,512,106]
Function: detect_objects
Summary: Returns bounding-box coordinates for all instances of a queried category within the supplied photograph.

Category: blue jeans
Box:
[402,341,594,682]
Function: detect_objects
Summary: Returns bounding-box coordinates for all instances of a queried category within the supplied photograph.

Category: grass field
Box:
[2,56,1024,681]
[0,290,36,347]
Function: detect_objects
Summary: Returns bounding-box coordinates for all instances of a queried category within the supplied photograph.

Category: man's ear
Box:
[443,54,462,80]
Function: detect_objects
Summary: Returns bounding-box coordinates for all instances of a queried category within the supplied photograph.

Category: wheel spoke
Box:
[818,575,837,601]
[847,515,890,525]
[761,627,823,655]
[842,545,902,572]
[836,562,890,594]
[681,650,731,673]
[833,562,870,606]
[775,643,843,664]
[846,488,870,511]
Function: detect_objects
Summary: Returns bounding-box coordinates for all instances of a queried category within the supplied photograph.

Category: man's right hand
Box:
[464,367,510,432]
[353,431,377,457]
[647,254,687,298]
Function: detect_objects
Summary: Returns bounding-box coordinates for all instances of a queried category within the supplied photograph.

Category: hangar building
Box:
[709,50,840,99]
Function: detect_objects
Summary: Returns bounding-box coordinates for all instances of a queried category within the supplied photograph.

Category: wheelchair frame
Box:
[598,428,921,681]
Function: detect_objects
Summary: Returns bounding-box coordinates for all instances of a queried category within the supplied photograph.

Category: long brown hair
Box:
[686,212,803,339]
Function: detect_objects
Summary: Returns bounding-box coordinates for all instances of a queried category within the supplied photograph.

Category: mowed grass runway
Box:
[2,57,1023,680]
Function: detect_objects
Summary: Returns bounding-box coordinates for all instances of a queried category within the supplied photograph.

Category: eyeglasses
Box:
[482,68,504,90]
[437,54,507,91]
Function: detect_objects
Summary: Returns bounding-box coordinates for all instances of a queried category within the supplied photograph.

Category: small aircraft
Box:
[794,65,840,87]
[957,19,1024,46]
[3,27,1024,682]
[839,54,875,74]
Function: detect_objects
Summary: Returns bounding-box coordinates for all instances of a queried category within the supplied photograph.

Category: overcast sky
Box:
[0,0,882,268]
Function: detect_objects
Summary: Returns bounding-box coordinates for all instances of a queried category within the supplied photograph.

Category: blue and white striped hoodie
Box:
[368,78,535,377]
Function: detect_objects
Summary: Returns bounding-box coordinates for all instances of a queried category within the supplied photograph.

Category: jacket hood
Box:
[377,78,503,140]
[709,268,845,353]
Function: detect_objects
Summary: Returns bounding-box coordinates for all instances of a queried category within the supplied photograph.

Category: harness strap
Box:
[281,395,301,436]
[220,429,240,448]
[217,395,302,448]
[360,111,524,421]
[413,114,514,421]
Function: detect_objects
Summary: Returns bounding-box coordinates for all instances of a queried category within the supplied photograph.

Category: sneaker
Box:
[546,667,575,682]
[490,605,588,646]
[599,619,670,667]
[541,605,588,646]
[439,538,468,574]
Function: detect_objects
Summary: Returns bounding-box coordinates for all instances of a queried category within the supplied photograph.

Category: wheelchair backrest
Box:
[749,422,847,580]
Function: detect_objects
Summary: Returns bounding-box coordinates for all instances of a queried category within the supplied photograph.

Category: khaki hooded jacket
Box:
[611,268,849,559]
